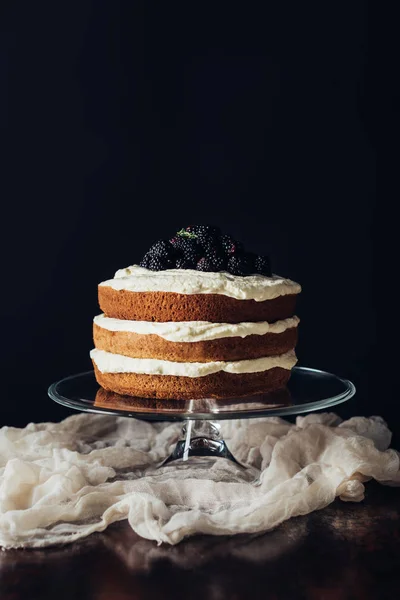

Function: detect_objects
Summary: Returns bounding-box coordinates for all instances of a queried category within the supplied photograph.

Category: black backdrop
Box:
[1,2,396,439]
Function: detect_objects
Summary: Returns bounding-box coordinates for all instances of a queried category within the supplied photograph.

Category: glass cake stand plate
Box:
[48,367,355,468]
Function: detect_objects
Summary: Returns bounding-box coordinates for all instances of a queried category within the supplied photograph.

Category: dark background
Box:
[0,3,396,438]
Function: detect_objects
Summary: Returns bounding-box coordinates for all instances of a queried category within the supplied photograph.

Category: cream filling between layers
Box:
[99,265,301,302]
[94,314,300,342]
[90,348,297,377]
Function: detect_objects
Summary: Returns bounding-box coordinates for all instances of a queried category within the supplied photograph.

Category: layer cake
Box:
[91,234,301,400]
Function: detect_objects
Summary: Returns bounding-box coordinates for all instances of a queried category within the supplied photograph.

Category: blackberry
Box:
[195,236,210,251]
[139,254,152,269]
[186,224,220,237]
[255,255,272,276]
[176,257,196,270]
[147,239,175,259]
[146,255,174,271]
[210,255,226,271]
[204,246,226,271]
[204,241,223,257]
[171,237,202,262]
[220,234,243,256]
[186,225,221,246]
[196,257,214,272]
[227,254,253,276]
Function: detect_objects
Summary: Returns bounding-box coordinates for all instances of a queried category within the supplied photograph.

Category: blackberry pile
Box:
[139,225,272,276]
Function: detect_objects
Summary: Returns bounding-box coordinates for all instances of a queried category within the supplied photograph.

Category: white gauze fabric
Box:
[0,412,399,549]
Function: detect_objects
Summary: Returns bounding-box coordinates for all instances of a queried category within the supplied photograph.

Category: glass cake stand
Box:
[48,367,355,467]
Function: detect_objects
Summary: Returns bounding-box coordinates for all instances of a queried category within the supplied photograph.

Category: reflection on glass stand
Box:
[48,367,356,467]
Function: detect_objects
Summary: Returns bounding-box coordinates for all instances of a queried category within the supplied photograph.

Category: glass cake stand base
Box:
[48,367,355,468]
[163,420,240,465]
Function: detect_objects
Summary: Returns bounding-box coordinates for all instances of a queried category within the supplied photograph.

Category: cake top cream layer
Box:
[94,314,300,342]
[90,348,297,377]
[99,265,301,302]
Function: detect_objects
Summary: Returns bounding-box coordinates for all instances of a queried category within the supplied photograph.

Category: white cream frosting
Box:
[94,314,300,343]
[99,265,301,302]
[90,348,297,377]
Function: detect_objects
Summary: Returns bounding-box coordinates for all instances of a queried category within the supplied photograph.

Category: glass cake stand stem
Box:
[163,419,241,465]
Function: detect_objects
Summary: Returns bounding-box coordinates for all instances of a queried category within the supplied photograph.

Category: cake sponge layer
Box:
[93,365,291,400]
[98,287,298,323]
[93,320,298,362]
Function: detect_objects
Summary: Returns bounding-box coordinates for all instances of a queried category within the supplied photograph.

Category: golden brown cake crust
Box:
[98,287,298,323]
[92,363,291,400]
[93,323,298,362]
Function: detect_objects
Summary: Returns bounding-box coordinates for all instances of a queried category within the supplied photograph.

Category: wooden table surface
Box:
[1,482,399,600]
